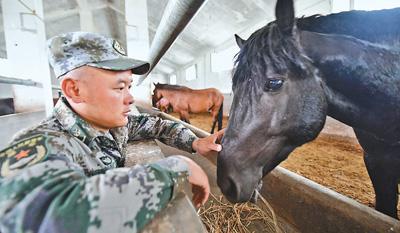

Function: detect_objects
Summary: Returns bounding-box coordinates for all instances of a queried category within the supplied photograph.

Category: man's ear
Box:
[61,78,83,103]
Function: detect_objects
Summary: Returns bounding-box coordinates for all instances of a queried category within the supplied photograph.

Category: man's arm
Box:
[127,114,198,153]
[127,114,225,157]
[0,135,192,233]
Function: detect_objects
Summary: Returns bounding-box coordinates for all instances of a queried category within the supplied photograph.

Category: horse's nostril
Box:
[223,176,240,202]
[227,177,236,193]
[217,159,241,202]
[229,178,239,200]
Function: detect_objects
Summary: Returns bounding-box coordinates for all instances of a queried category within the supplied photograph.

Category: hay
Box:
[198,191,284,233]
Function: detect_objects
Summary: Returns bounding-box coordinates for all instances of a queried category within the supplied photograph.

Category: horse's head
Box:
[217,0,327,203]
[152,83,163,107]
[154,82,168,89]
[156,97,171,113]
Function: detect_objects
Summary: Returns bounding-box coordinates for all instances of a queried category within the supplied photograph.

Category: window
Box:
[211,45,239,72]
[170,74,177,84]
[185,65,197,81]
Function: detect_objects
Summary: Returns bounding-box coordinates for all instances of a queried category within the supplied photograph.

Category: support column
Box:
[350,0,355,10]
[125,0,152,107]
[77,0,95,31]
[1,0,53,116]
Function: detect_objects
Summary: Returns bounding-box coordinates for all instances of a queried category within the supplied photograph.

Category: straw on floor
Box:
[198,191,283,233]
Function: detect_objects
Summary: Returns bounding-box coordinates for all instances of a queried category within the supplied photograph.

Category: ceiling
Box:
[0,0,332,75]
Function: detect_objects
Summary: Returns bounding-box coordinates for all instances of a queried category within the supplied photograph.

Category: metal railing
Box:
[0,75,43,88]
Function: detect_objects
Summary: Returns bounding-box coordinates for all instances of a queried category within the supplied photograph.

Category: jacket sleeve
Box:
[0,134,189,233]
[126,114,198,153]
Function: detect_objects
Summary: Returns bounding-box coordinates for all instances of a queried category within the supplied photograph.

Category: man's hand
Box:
[177,156,210,208]
[192,129,225,161]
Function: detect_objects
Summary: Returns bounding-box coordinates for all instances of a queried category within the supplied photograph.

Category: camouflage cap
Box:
[47,31,150,78]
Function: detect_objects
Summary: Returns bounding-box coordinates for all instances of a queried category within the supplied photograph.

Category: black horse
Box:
[218,0,400,219]
[296,7,400,47]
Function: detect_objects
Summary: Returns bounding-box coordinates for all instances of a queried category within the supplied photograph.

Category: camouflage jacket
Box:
[0,98,198,233]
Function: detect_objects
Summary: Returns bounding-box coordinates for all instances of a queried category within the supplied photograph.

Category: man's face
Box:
[76,66,134,130]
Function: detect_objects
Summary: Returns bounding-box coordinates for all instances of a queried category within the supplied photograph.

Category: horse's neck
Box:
[296,8,400,47]
[299,30,400,132]
[160,90,176,99]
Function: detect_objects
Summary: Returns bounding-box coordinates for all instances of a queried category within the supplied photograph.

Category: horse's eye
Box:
[264,79,284,92]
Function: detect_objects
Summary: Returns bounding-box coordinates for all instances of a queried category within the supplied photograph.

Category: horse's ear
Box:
[275,0,295,35]
[235,34,245,49]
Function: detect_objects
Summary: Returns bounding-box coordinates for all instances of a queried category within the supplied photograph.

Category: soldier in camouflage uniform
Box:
[0,32,224,233]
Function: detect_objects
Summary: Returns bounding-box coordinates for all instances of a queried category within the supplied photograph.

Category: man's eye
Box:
[128,85,132,90]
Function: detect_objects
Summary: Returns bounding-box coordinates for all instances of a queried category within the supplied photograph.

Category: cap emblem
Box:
[113,40,126,55]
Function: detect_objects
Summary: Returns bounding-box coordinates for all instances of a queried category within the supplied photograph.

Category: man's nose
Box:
[125,91,134,105]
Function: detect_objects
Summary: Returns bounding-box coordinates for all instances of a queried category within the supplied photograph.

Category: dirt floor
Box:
[171,112,400,217]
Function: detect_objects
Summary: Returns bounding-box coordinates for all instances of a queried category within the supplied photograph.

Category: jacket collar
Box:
[54,97,110,146]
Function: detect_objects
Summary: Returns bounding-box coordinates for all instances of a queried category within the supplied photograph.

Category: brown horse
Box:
[152,83,224,134]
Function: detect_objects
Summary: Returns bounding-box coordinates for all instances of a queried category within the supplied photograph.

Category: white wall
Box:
[151,73,169,85]
[1,0,53,115]
[172,50,233,117]
[0,84,12,98]
[174,52,233,93]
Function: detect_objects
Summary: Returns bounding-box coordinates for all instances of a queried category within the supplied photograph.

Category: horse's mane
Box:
[155,83,191,91]
[233,8,400,88]
[233,24,309,89]
[296,7,400,46]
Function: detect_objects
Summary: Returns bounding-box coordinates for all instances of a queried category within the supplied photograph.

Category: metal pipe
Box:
[137,0,207,84]
[159,111,210,138]
[0,75,43,88]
